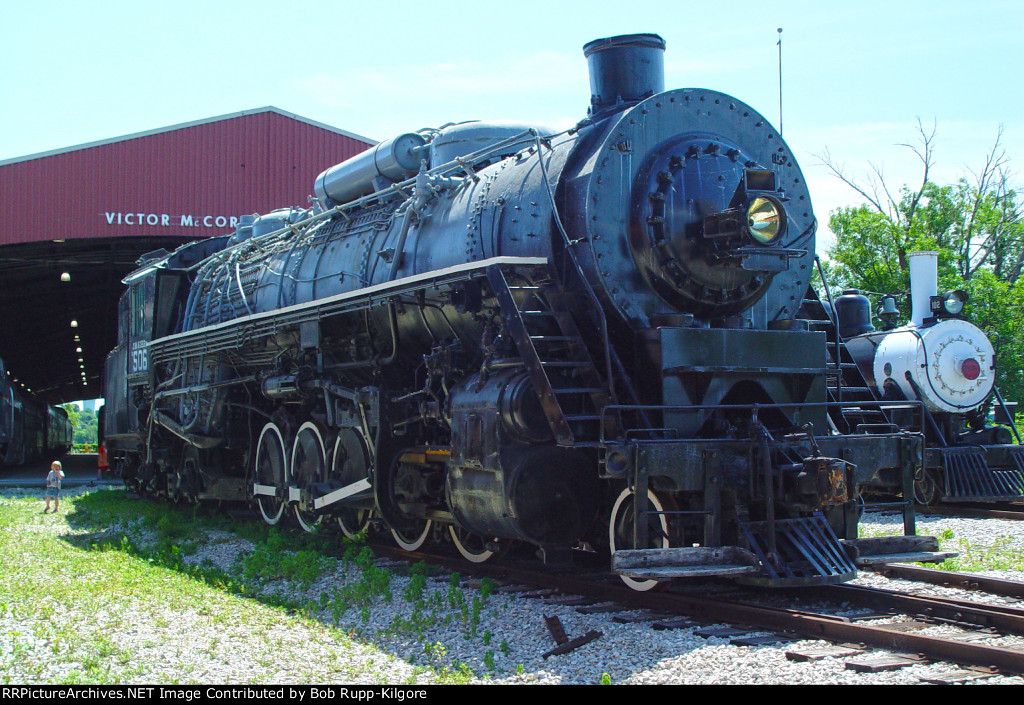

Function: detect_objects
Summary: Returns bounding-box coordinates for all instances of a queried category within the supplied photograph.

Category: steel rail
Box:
[875,563,1024,598]
[919,504,1024,521]
[367,542,1024,674]
[823,583,1024,634]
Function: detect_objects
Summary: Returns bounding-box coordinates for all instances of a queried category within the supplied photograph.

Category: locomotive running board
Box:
[151,256,549,362]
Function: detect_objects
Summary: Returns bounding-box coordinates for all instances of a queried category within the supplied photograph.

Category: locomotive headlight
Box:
[746,197,785,244]
[929,289,969,318]
[942,289,968,316]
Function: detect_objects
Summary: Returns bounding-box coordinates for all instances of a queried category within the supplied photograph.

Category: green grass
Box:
[0,488,500,684]
[931,533,1024,573]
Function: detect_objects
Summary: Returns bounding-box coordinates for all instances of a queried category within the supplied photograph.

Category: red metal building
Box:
[0,107,375,403]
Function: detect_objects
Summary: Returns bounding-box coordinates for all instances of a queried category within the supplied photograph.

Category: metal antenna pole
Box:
[777,27,783,137]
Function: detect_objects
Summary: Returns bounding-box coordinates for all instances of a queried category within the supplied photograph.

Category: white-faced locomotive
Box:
[104,34,954,589]
[834,251,1023,506]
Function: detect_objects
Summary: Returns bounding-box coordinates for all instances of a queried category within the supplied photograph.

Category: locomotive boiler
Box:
[104,33,952,589]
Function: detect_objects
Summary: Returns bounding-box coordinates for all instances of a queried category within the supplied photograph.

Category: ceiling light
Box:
[70,320,78,328]
[60,272,71,282]
[76,347,82,353]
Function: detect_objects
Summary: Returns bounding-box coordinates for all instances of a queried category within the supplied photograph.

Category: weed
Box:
[404,572,427,604]
[240,530,333,588]
[931,534,1024,573]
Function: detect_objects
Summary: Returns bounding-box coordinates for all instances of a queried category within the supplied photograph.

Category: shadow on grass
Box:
[52,489,717,683]
[53,489,495,681]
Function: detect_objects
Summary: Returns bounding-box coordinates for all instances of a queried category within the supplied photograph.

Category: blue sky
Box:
[1,0,1021,253]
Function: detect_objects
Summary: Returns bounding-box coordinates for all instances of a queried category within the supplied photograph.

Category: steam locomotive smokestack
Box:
[583,33,666,116]
[908,250,939,327]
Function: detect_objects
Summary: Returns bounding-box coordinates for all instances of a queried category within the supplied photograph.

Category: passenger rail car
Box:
[0,358,73,466]
[104,33,951,589]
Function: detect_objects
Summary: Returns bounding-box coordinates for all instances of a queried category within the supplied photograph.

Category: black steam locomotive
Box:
[104,34,953,589]
[0,357,73,466]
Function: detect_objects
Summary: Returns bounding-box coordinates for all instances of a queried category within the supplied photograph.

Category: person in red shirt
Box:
[97,442,109,480]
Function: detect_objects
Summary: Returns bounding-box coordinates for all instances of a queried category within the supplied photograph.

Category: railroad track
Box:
[368,541,1024,681]
[919,503,1024,521]
[134,490,1024,681]
[874,563,1024,598]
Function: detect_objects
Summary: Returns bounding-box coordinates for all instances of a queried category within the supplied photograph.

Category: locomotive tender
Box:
[104,33,953,589]
[0,357,73,466]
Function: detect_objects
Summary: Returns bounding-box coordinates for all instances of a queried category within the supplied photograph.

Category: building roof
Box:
[0,107,375,403]
[0,106,375,167]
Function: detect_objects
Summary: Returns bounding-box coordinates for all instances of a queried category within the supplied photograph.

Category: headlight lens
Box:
[746,197,784,244]
[942,290,968,316]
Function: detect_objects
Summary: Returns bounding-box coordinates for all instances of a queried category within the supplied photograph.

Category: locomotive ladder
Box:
[486,264,614,447]
[801,286,892,434]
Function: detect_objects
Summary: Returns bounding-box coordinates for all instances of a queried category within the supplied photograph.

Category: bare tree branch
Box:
[895,118,936,227]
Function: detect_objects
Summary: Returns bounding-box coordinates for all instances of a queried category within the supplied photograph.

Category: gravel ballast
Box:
[3,488,1023,685]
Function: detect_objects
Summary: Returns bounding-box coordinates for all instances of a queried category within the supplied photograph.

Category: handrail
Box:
[598,399,927,445]
[529,131,614,396]
[814,255,843,403]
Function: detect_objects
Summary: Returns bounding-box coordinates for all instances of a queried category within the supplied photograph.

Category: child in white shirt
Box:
[44,460,65,513]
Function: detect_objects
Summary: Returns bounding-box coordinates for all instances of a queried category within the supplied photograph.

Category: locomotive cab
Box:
[104,237,232,481]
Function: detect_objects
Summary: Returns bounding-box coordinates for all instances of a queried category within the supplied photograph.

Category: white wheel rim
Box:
[391,521,432,551]
[609,487,670,592]
[255,423,286,525]
[333,431,372,539]
[291,422,325,533]
[448,525,496,563]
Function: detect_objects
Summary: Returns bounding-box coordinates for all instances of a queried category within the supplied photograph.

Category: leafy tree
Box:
[818,121,1024,403]
[59,403,80,430]
[73,407,98,446]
